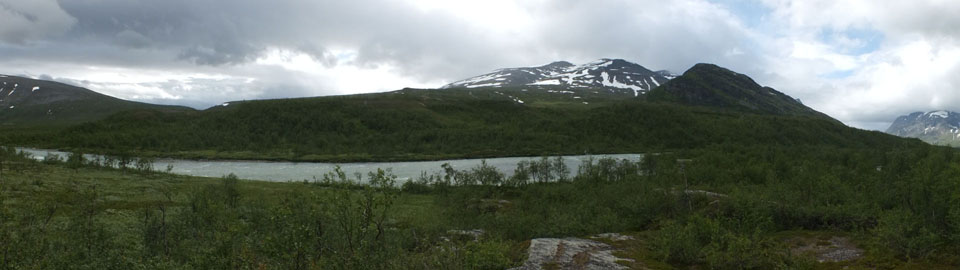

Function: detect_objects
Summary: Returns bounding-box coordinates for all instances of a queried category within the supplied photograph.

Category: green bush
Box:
[463,240,514,270]
[222,173,240,207]
[872,209,942,259]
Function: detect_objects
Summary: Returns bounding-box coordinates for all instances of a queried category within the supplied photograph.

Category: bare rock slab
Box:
[510,237,634,270]
[790,236,863,263]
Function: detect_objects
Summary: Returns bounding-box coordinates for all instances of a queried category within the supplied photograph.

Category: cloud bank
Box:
[0,0,957,130]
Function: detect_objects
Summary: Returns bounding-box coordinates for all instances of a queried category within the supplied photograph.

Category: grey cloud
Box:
[178,43,261,66]
[114,29,151,49]
[296,44,339,68]
[0,0,76,44]
[21,0,758,82]
[52,0,505,77]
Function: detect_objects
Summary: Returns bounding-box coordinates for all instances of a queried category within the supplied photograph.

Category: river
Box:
[15,148,642,183]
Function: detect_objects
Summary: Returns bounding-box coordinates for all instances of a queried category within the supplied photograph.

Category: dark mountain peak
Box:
[687,62,722,71]
[654,70,677,79]
[906,111,925,118]
[683,63,760,86]
[593,58,649,70]
[540,61,574,69]
[648,63,827,117]
[600,58,628,64]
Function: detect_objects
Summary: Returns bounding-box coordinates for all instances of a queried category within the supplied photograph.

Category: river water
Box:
[15,148,642,183]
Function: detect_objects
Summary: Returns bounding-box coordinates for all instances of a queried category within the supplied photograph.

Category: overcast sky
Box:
[1,0,958,130]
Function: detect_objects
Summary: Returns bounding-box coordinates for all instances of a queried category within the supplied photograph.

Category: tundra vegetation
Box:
[0,143,958,269]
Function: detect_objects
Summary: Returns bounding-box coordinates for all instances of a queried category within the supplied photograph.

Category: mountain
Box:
[4,62,907,162]
[443,59,673,96]
[886,110,960,146]
[647,63,827,117]
[0,74,192,127]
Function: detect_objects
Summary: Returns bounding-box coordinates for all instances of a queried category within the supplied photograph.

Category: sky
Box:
[1,0,958,130]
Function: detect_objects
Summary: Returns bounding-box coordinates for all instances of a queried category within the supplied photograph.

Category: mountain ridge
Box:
[0,74,193,127]
[443,58,673,96]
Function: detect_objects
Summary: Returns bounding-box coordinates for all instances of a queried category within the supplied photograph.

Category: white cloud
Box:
[255,47,441,94]
[820,39,960,123]
[748,0,960,130]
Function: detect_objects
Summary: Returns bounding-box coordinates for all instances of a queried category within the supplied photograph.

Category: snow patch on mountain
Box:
[928,110,949,118]
[530,79,561,86]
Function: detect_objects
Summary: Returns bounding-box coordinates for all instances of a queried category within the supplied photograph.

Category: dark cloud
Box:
[0,0,75,44]
[53,0,505,77]
[12,0,755,80]
[114,29,151,49]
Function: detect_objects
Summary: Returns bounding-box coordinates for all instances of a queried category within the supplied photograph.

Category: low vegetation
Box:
[1,142,958,269]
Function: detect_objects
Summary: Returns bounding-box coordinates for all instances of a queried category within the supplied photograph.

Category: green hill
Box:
[0,75,193,127]
[5,64,918,161]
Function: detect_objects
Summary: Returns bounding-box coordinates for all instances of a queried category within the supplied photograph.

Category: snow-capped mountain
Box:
[886,110,960,146]
[443,59,674,96]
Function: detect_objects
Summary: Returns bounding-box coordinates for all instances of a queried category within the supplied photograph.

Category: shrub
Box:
[463,240,513,270]
[135,157,155,173]
[66,151,85,171]
[401,171,434,194]
[222,173,240,207]
[42,152,63,164]
[872,209,941,259]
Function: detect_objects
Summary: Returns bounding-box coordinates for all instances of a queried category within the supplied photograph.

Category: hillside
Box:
[7,63,915,162]
[0,75,193,127]
[886,110,960,146]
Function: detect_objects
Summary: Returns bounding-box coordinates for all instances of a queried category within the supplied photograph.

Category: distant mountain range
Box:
[0,75,192,127]
[443,59,675,96]
[886,110,960,146]
[0,59,879,162]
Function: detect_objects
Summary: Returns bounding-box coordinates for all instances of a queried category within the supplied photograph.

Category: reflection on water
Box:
[16,147,642,183]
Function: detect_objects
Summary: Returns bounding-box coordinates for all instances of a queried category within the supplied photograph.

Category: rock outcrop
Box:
[511,236,634,270]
